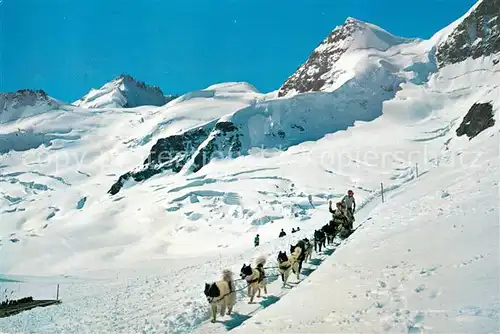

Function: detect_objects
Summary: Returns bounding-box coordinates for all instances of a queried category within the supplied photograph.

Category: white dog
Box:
[204,269,236,323]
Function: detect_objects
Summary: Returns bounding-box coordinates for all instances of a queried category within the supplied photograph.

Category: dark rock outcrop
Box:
[188,121,242,173]
[108,120,242,195]
[456,102,495,139]
[437,0,500,67]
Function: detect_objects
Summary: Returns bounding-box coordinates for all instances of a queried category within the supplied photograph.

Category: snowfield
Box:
[0,1,499,333]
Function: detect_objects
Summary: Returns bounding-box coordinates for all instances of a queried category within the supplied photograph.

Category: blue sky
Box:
[2,0,476,102]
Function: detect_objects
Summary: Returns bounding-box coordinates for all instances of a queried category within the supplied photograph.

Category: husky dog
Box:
[303,238,313,262]
[322,224,335,245]
[239,255,267,303]
[277,251,298,287]
[314,229,326,252]
[289,241,305,280]
[204,269,236,323]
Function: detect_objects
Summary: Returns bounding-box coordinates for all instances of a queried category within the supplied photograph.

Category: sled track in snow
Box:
[106,172,421,334]
[189,173,426,333]
[192,226,373,333]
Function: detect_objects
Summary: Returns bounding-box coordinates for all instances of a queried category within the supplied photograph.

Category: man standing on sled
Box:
[342,190,356,230]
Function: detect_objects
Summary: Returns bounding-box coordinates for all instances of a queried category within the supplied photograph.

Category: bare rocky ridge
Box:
[437,0,500,67]
[277,18,412,97]
[107,120,241,195]
[0,90,55,110]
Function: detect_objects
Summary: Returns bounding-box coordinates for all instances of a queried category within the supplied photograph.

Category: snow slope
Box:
[0,1,499,333]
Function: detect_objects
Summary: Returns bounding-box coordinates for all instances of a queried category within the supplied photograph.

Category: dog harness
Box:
[279,262,291,270]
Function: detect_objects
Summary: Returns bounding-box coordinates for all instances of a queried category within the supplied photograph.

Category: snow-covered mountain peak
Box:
[436,0,500,67]
[277,17,415,97]
[74,74,172,109]
[0,89,62,124]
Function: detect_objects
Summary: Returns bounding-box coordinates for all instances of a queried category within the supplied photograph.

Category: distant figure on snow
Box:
[291,228,296,234]
[254,234,260,247]
[279,229,286,238]
[342,190,356,225]
[296,227,300,232]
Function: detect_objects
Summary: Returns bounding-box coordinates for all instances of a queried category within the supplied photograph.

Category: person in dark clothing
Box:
[278,229,286,238]
[291,228,296,234]
[254,234,260,247]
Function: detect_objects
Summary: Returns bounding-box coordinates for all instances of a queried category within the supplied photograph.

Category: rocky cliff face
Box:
[107,120,242,195]
[278,17,412,97]
[437,0,500,67]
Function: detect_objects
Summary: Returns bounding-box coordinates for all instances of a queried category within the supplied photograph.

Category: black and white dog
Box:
[314,229,326,252]
[277,251,300,287]
[239,256,267,303]
[302,238,313,262]
[290,240,306,279]
[203,269,236,323]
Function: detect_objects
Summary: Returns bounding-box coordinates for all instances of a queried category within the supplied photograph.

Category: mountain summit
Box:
[277,17,414,97]
[74,74,173,108]
[0,89,62,124]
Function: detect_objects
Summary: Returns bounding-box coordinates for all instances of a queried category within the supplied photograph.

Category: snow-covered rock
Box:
[277,17,415,97]
[0,89,63,124]
[74,74,174,108]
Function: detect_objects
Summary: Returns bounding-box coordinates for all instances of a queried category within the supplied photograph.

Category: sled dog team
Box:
[203,191,357,322]
[203,238,315,323]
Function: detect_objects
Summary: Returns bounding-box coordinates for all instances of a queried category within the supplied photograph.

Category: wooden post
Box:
[56,284,60,301]
[416,163,419,178]
[381,182,384,203]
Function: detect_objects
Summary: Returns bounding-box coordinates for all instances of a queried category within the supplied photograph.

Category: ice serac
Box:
[0,89,62,124]
[74,74,175,108]
[278,17,414,97]
[436,0,500,67]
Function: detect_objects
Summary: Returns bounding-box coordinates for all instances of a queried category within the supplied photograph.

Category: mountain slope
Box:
[74,74,173,108]
[108,28,437,195]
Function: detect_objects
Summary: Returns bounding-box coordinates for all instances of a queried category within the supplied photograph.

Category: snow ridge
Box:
[74,74,172,108]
